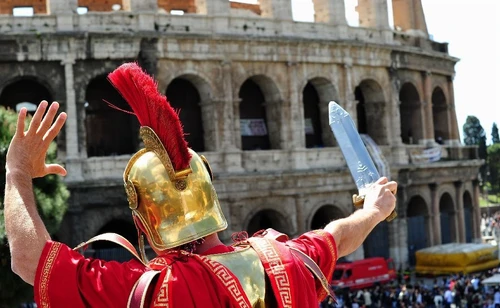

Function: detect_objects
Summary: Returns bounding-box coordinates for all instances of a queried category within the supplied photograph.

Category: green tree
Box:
[0,106,69,307]
[488,143,500,197]
[492,122,500,144]
[463,116,488,184]
[463,115,486,145]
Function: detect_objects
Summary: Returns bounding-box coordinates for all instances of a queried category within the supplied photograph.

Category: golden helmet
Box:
[108,63,227,256]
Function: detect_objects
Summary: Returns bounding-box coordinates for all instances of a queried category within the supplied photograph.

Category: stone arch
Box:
[399,82,423,144]
[432,86,450,142]
[463,190,474,243]
[407,195,430,266]
[354,79,388,145]
[0,77,53,111]
[439,192,456,244]
[301,77,340,148]
[364,221,390,258]
[84,74,139,157]
[91,219,138,262]
[238,75,282,150]
[246,209,290,236]
[309,204,345,230]
[166,73,213,152]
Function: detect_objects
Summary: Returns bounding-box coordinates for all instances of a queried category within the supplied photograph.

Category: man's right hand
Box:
[6,100,67,178]
[362,177,398,222]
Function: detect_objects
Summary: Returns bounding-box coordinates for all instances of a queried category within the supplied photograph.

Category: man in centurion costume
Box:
[4,63,398,307]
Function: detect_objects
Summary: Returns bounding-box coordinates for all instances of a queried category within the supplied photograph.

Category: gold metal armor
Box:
[124,127,227,252]
[207,245,266,307]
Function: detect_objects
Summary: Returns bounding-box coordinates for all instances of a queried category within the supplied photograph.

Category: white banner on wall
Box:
[240,119,268,136]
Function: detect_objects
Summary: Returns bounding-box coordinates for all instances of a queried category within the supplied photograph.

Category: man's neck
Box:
[195,233,223,254]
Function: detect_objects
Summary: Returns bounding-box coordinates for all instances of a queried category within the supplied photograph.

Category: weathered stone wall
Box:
[0,0,483,268]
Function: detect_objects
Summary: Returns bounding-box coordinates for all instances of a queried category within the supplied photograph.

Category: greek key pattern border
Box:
[38,242,62,308]
[153,268,172,307]
[199,256,251,308]
[250,238,293,308]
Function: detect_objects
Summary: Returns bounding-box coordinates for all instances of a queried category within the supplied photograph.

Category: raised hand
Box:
[363,177,398,222]
[6,100,67,178]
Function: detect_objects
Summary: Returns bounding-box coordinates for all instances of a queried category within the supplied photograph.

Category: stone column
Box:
[447,76,461,145]
[422,71,436,146]
[294,194,307,236]
[126,0,157,31]
[124,0,157,12]
[199,99,219,152]
[472,180,482,241]
[287,62,308,169]
[319,99,336,146]
[389,71,403,146]
[393,186,409,268]
[264,99,284,150]
[343,63,355,117]
[429,183,441,245]
[454,181,466,242]
[62,55,84,182]
[220,61,236,150]
[233,98,243,150]
[259,0,294,20]
[312,0,348,25]
[356,0,391,29]
[49,0,77,31]
[213,85,244,172]
[287,62,303,149]
[196,0,230,15]
[195,0,230,33]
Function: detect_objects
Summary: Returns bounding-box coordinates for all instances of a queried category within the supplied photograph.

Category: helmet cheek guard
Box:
[123,127,227,255]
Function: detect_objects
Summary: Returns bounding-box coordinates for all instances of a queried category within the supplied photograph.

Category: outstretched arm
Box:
[324,177,397,258]
[4,101,67,285]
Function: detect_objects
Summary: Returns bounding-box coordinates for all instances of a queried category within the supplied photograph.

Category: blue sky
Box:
[285,0,500,144]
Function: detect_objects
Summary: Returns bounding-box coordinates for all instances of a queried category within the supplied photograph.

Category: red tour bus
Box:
[331,257,397,290]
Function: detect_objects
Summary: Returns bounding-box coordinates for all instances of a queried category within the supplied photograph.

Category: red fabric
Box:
[146,252,250,307]
[34,231,336,307]
[286,230,338,302]
[34,241,147,308]
[248,230,337,308]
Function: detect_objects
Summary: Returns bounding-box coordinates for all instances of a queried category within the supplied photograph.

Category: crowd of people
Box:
[321,270,500,308]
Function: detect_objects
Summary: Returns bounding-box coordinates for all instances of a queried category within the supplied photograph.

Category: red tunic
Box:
[34,230,337,307]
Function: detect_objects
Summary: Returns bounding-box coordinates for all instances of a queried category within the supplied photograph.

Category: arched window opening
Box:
[239,79,271,151]
[432,87,449,143]
[166,78,205,152]
[303,82,324,148]
[310,205,344,229]
[0,78,52,114]
[407,196,429,266]
[85,75,139,157]
[439,193,456,244]
[399,83,422,144]
[247,209,288,236]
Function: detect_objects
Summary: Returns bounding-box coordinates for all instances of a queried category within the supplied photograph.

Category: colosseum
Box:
[0,0,482,267]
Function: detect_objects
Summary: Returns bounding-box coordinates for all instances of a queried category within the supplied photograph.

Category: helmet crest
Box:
[108,62,191,171]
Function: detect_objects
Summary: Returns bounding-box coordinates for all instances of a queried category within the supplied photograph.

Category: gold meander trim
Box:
[39,242,62,308]
[313,230,337,275]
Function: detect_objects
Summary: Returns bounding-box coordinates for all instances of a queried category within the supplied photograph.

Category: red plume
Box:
[107,63,191,171]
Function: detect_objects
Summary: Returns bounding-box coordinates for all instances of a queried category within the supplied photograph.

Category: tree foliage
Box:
[463,115,486,146]
[488,143,500,195]
[463,116,488,184]
[492,122,500,144]
[0,106,69,307]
